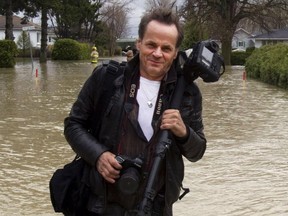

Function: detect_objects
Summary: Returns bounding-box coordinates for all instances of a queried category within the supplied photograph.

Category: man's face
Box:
[137,20,178,81]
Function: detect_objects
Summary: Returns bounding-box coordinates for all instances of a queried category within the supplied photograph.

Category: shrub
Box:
[231,47,255,65]
[245,43,288,89]
[52,38,82,60]
[246,47,255,54]
[231,51,251,65]
[46,45,53,58]
[78,43,91,60]
[0,40,18,68]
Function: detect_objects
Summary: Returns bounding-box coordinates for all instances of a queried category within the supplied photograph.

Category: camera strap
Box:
[127,71,165,122]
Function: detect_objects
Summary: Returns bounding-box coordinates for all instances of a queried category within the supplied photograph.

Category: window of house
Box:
[238,41,245,47]
[37,33,40,43]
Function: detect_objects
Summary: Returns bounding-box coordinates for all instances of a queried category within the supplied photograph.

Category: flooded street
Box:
[0,59,287,215]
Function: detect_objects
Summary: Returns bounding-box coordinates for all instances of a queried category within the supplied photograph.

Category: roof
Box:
[235,28,253,36]
[253,28,288,40]
[0,15,41,31]
[116,38,137,43]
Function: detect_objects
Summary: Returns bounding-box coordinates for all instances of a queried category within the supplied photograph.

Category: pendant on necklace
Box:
[147,101,153,108]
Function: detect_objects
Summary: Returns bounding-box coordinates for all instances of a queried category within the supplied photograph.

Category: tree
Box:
[40,4,49,62]
[16,31,31,56]
[21,0,100,62]
[50,0,102,42]
[238,5,288,33]
[181,0,288,65]
[144,0,177,10]
[179,0,210,49]
[0,0,27,40]
[99,0,133,56]
[23,0,57,63]
[2,0,14,40]
[0,0,53,62]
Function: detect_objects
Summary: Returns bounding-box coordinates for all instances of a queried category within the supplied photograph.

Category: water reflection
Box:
[0,61,287,215]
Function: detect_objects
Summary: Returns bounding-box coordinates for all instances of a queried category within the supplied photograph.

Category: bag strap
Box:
[100,60,126,110]
[92,60,126,135]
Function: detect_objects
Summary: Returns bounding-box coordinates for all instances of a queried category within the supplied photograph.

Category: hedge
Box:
[231,47,255,65]
[51,38,90,60]
[0,40,18,68]
[245,43,288,89]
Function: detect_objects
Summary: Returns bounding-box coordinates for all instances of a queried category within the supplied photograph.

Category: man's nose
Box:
[153,47,163,57]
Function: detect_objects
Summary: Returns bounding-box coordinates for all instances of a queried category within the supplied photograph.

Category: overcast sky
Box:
[127,0,146,38]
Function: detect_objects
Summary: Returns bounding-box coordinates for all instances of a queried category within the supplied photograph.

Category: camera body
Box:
[115,155,144,195]
[181,40,225,83]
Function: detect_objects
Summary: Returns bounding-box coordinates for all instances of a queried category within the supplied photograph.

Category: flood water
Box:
[0,59,287,216]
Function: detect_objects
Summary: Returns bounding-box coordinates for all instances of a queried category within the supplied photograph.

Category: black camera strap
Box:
[127,71,165,121]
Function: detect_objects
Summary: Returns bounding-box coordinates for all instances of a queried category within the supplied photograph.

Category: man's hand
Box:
[160,109,187,138]
[96,151,122,183]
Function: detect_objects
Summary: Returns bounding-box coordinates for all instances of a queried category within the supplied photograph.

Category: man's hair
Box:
[138,7,184,48]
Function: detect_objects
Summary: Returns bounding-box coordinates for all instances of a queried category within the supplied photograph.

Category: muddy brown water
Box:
[0,59,287,215]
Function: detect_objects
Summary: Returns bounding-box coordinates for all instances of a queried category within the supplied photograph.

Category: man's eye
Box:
[147,44,155,48]
[162,47,172,52]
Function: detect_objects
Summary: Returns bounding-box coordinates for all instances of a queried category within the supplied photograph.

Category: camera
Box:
[180,40,225,83]
[115,155,144,195]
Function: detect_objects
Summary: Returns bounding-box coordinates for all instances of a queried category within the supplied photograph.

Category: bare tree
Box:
[100,0,133,56]
[181,0,288,65]
[144,0,177,11]
[238,5,288,33]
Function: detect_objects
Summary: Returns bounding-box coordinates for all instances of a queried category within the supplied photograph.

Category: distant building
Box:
[116,37,137,50]
[232,28,255,51]
[252,28,288,48]
[0,15,56,48]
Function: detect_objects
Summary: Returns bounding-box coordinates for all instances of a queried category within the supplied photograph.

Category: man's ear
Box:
[173,48,179,59]
[136,38,141,49]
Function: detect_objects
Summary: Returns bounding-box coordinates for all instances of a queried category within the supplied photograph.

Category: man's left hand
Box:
[160,109,187,138]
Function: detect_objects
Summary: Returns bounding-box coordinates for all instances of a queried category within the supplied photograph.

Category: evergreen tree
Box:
[16,31,31,57]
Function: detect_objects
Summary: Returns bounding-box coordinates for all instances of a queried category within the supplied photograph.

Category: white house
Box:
[232,28,255,51]
[0,15,55,48]
[252,28,288,48]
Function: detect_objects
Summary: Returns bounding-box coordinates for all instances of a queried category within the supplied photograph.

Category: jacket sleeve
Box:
[175,82,207,162]
[64,66,110,167]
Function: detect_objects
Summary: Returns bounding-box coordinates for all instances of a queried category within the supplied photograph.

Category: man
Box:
[126,49,134,61]
[64,7,206,216]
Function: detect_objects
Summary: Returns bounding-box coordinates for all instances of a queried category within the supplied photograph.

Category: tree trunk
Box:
[40,6,48,63]
[5,0,14,40]
[221,39,232,66]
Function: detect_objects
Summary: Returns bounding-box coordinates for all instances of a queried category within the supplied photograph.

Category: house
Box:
[252,28,288,48]
[0,15,56,48]
[116,37,137,50]
[232,28,255,51]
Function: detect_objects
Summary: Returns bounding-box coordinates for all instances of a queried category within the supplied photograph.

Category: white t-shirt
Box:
[137,76,161,141]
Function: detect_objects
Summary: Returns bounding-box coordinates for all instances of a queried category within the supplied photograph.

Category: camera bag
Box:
[49,156,90,214]
[49,60,126,213]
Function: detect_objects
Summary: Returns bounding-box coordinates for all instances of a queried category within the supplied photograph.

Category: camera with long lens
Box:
[180,40,225,83]
[115,155,144,195]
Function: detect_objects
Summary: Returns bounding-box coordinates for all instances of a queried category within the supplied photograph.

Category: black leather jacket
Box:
[64,55,206,215]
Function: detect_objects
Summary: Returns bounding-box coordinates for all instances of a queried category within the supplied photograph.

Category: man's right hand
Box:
[96,151,122,183]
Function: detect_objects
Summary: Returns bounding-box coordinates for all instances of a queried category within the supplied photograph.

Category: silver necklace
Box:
[141,87,158,108]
